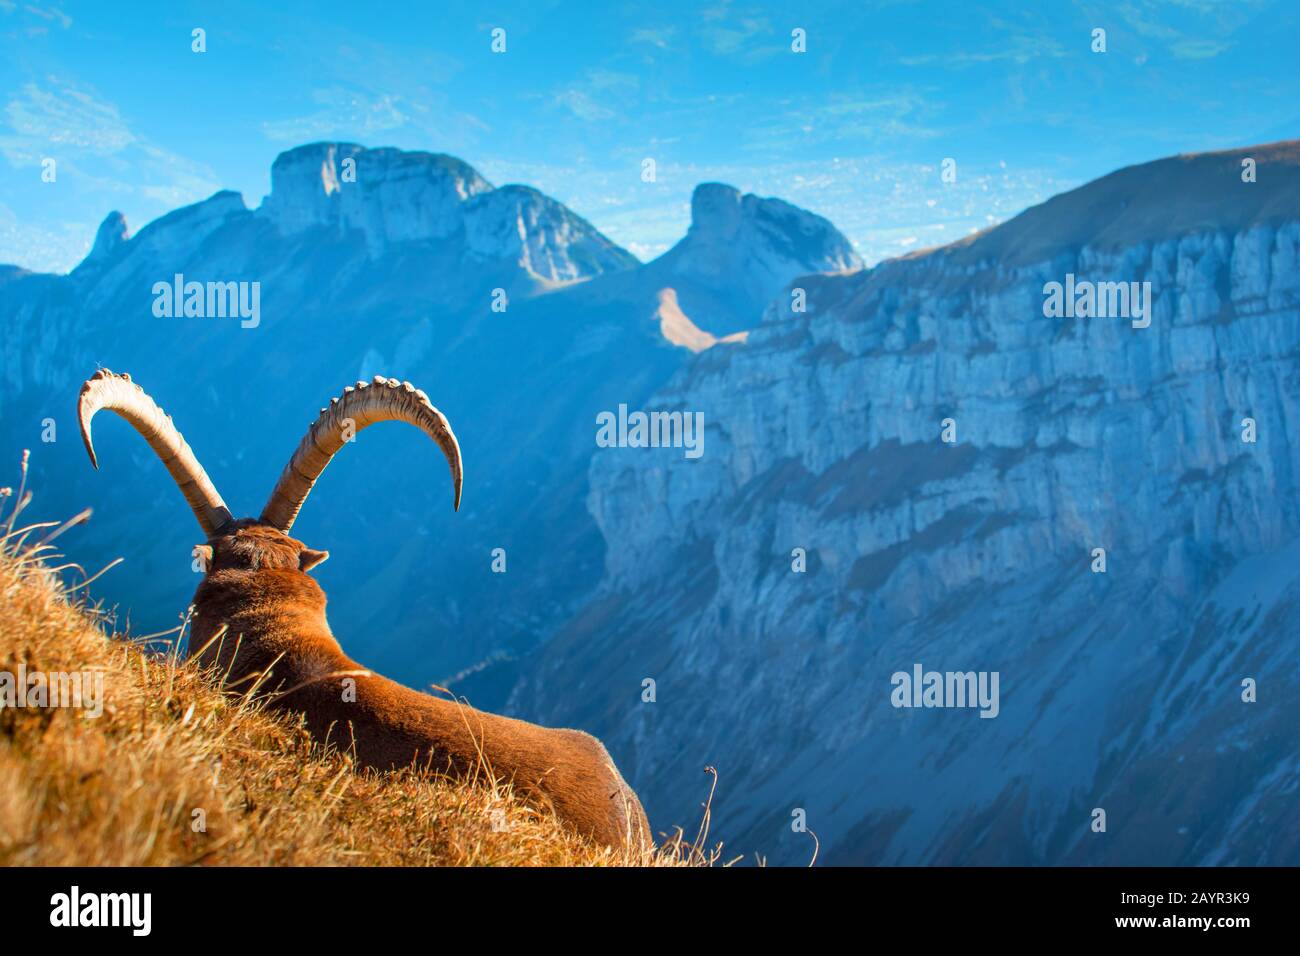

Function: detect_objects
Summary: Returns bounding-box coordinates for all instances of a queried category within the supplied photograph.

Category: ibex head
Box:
[77,368,462,570]
[192,521,330,575]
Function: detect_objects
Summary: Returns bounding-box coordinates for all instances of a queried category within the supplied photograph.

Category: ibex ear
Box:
[299,548,330,572]
[192,544,213,569]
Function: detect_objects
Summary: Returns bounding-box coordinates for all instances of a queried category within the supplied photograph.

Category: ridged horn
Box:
[78,369,234,537]
[260,376,462,533]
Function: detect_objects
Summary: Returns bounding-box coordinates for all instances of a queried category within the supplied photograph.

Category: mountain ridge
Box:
[905,138,1300,270]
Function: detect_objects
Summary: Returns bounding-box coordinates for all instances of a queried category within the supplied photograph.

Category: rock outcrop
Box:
[259,142,636,279]
[640,182,861,336]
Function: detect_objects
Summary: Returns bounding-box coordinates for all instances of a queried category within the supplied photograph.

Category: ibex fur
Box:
[78,369,650,851]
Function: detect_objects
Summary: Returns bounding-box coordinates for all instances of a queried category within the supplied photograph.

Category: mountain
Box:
[636,182,862,337]
[0,143,856,713]
[508,140,1300,865]
[261,143,638,283]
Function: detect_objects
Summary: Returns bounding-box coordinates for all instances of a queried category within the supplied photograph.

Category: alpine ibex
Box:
[78,369,650,850]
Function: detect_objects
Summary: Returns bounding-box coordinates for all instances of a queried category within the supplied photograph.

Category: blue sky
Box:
[2,0,1297,272]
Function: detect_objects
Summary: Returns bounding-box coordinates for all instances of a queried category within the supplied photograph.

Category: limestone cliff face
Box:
[512,142,1300,865]
[262,143,487,240]
[261,142,636,278]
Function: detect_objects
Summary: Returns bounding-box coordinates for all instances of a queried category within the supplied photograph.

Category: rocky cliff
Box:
[511,141,1300,865]
[260,143,636,281]
[639,182,862,337]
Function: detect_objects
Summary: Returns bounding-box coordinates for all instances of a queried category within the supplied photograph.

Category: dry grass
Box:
[0,455,719,867]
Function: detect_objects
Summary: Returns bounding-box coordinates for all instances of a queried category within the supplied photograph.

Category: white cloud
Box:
[1,78,218,197]
[1170,38,1231,59]
[2,80,134,163]
[22,4,71,28]
[629,27,674,49]
[132,144,224,206]
[1112,0,1262,59]
[260,87,411,142]
[551,70,639,122]
[553,89,615,122]
[0,78,221,273]
[0,199,90,273]
[707,17,771,55]
[739,92,944,153]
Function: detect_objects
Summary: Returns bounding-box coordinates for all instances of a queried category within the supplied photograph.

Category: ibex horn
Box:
[260,376,463,533]
[78,369,234,537]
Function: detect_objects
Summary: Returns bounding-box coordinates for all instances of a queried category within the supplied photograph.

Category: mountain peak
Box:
[74,195,244,275]
[256,142,634,282]
[463,184,638,281]
[688,183,745,239]
[260,142,493,243]
[645,183,862,335]
[87,210,130,262]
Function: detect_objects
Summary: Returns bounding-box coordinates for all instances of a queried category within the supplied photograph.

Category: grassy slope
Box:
[0,501,710,866]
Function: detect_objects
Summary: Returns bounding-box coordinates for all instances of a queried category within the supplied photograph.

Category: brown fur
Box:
[189,522,650,851]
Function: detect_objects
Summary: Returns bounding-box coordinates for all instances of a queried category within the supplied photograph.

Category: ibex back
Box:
[79,369,650,851]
